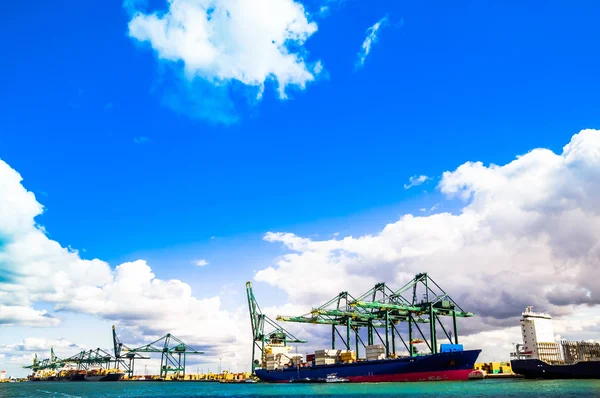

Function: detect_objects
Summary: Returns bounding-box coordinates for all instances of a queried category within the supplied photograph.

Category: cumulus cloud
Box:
[0,306,60,327]
[0,159,248,369]
[0,338,84,355]
[404,175,430,189]
[356,15,389,69]
[256,129,600,341]
[127,0,322,122]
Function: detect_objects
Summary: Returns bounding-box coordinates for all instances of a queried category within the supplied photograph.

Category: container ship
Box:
[511,306,600,379]
[246,274,482,383]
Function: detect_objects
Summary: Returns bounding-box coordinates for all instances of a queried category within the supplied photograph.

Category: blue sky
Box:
[2,0,600,377]
[3,0,599,262]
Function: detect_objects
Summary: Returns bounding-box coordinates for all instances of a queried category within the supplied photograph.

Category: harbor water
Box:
[2,379,600,397]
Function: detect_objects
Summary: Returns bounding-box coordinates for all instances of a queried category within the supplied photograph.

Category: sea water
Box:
[2,379,600,397]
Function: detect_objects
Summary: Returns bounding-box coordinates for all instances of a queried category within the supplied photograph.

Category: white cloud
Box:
[194,259,209,267]
[356,15,389,69]
[128,0,321,100]
[318,6,329,17]
[0,159,248,367]
[404,175,430,189]
[0,338,84,355]
[459,327,521,362]
[256,129,600,347]
[0,306,60,327]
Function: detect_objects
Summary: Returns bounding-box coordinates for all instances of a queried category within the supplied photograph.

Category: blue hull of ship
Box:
[256,349,481,383]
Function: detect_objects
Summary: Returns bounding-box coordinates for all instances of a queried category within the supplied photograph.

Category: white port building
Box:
[520,306,561,362]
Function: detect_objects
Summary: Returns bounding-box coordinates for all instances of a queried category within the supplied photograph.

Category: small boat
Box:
[325,373,348,383]
[244,379,258,383]
[290,374,348,383]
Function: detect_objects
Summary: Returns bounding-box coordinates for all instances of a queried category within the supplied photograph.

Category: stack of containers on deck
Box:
[289,354,304,367]
[366,344,386,361]
[340,350,357,363]
[265,345,292,370]
[315,349,340,366]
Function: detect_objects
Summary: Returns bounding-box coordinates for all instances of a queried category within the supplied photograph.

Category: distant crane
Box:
[121,332,204,379]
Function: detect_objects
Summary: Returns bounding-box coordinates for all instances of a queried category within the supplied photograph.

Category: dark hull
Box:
[28,373,122,382]
[29,376,56,382]
[256,349,481,383]
[511,359,600,379]
[84,373,124,381]
[56,373,86,381]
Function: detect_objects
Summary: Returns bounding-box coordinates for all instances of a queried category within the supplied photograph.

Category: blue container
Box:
[440,344,464,353]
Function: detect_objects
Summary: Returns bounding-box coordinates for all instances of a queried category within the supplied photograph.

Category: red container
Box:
[306,354,315,362]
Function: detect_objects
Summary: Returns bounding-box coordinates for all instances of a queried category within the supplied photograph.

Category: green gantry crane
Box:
[122,332,204,379]
[246,281,306,375]
[59,347,128,371]
[112,325,150,377]
[23,347,61,372]
[352,272,474,355]
[276,273,474,359]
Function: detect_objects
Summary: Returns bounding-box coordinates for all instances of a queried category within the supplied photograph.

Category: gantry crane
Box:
[23,348,61,372]
[112,325,149,377]
[275,273,473,359]
[122,333,204,379]
[246,281,306,374]
[59,348,127,371]
[352,272,473,355]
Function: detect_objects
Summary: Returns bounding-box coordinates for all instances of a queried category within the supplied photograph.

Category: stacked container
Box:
[264,345,292,370]
[315,349,340,366]
[366,344,386,361]
[265,353,291,370]
[340,350,357,363]
[289,354,304,367]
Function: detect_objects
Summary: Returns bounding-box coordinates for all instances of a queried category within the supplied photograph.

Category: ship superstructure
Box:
[518,306,561,362]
